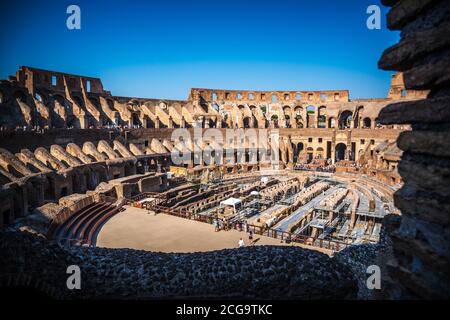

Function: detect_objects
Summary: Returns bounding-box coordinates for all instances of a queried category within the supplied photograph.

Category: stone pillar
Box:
[349,209,356,230]
[377,0,450,299]
[79,115,87,129]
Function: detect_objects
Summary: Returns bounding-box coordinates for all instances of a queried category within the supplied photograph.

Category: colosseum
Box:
[0,67,424,231]
[1,0,449,301]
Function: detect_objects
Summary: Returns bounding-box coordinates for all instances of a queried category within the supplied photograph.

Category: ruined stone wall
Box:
[0,65,424,131]
[0,129,118,153]
[191,87,350,103]
[377,0,450,299]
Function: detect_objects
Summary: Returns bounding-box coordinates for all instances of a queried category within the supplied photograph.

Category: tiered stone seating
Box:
[55,202,120,247]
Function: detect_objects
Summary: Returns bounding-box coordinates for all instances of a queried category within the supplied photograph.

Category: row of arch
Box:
[288,142,356,163]
[234,104,378,130]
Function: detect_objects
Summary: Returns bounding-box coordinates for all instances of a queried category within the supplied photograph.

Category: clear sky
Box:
[0,0,399,100]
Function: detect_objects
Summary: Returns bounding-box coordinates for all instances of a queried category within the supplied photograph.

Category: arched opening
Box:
[243,116,251,128]
[86,116,96,128]
[271,114,279,128]
[2,209,11,225]
[335,143,347,161]
[13,91,27,103]
[283,105,291,115]
[106,98,115,110]
[249,105,258,128]
[363,117,372,128]
[316,147,324,159]
[72,95,84,108]
[125,163,135,176]
[283,106,291,127]
[294,106,303,128]
[25,163,40,173]
[89,97,100,109]
[306,147,314,163]
[339,110,353,129]
[84,171,95,190]
[306,105,315,128]
[375,117,381,128]
[53,94,67,108]
[60,187,68,198]
[284,114,290,128]
[0,90,4,104]
[131,113,141,127]
[5,164,24,178]
[130,99,140,108]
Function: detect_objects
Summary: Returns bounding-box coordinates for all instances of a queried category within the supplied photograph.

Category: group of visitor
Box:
[295,163,336,172]
[238,229,255,248]
[212,218,256,248]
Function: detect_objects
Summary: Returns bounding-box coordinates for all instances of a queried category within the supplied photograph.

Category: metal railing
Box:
[148,203,348,252]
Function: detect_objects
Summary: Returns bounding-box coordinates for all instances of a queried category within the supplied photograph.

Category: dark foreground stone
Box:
[0,229,358,299]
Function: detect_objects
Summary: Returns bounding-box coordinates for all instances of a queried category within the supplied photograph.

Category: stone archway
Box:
[363,117,372,128]
[339,110,353,129]
[335,143,347,161]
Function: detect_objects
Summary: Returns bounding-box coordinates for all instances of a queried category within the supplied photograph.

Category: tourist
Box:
[238,238,245,248]
[248,230,253,242]
[217,219,223,231]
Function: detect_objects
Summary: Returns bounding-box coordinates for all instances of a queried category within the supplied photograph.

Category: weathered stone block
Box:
[378,97,450,125]
[387,0,439,30]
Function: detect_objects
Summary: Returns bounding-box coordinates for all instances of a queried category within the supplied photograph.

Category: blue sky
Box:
[0,0,398,100]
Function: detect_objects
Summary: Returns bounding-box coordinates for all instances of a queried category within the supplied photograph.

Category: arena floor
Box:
[96,206,325,253]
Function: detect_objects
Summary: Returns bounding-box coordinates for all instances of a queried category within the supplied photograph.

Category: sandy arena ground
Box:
[96,206,305,253]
